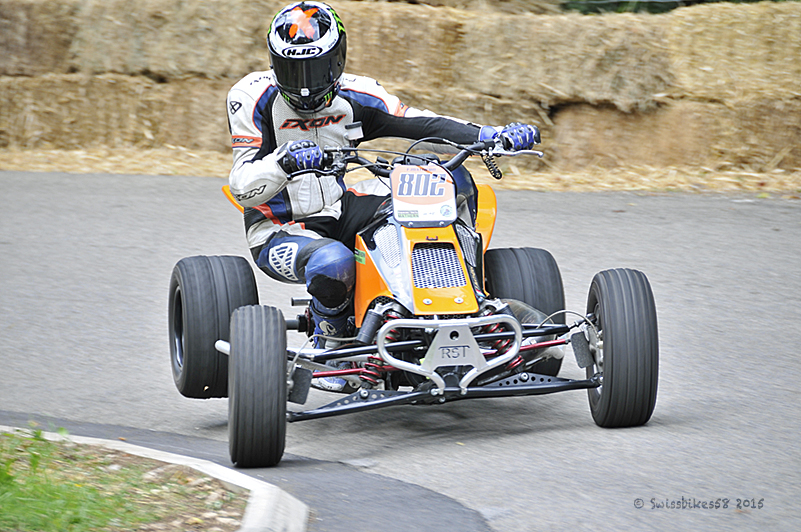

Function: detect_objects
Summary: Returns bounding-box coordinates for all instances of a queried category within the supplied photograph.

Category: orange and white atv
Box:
[168,136,659,468]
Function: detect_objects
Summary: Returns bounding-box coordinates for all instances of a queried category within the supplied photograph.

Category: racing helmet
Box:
[268,2,347,113]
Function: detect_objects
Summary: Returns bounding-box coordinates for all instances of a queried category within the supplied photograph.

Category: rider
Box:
[226,1,539,387]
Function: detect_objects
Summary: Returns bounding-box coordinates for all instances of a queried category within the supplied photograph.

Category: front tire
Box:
[228,305,287,468]
[168,255,258,398]
[484,247,565,376]
[586,268,658,428]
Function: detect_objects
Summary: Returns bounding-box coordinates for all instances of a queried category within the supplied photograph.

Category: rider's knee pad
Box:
[255,234,318,283]
[305,241,355,310]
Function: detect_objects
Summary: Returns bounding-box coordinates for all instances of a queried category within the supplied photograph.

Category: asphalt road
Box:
[2,171,800,531]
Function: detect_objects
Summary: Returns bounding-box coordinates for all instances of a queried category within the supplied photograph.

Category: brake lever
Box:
[287,167,338,180]
[491,148,544,158]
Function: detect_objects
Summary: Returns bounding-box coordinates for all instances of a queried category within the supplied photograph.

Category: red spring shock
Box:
[481,320,513,356]
[479,310,522,369]
[359,355,384,386]
[383,310,403,343]
[360,310,403,387]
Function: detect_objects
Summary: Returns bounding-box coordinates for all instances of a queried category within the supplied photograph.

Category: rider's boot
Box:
[310,299,351,348]
[310,299,355,393]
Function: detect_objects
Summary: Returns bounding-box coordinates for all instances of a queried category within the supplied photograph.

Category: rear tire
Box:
[168,255,258,398]
[586,268,658,428]
[228,305,287,468]
[484,247,565,376]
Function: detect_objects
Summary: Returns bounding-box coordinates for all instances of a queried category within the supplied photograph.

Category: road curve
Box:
[1,171,800,531]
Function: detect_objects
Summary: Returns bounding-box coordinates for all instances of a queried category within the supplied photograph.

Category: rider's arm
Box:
[226,86,288,208]
[339,76,481,147]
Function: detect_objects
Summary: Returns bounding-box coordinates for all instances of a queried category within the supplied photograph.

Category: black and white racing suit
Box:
[226,70,483,330]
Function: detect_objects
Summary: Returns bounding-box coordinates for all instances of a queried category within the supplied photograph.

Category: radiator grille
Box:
[455,224,478,267]
[412,243,466,289]
[374,224,401,268]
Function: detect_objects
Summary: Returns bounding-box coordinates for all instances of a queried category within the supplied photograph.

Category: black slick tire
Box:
[586,268,658,428]
[484,247,565,376]
[168,255,258,398]
[228,305,287,468]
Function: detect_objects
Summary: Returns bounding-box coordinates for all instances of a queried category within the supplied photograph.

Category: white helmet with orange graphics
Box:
[268,2,347,113]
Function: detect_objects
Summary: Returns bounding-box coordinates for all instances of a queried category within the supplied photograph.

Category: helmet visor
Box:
[272,49,343,96]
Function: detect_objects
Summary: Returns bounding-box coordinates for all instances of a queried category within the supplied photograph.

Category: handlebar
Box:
[291,138,543,181]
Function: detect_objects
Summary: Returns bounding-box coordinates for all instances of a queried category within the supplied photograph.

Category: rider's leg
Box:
[254,232,355,344]
[304,240,355,346]
[255,233,355,392]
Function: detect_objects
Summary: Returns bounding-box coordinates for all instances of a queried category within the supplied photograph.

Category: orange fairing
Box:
[474,184,496,252]
[354,225,480,325]
[404,227,479,316]
[222,185,245,213]
[354,234,392,327]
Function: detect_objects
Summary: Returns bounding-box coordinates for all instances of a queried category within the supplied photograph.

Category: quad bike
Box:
[168,133,659,468]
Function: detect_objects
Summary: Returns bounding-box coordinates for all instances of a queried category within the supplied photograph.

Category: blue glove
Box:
[479,123,540,151]
[478,125,500,143]
[499,123,540,151]
[277,140,324,175]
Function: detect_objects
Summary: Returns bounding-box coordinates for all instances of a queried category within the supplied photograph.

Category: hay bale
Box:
[0,0,80,75]
[0,74,231,151]
[336,3,469,88]
[453,11,675,112]
[667,2,801,102]
[714,98,801,171]
[68,0,285,79]
[352,0,563,14]
[551,100,801,171]
[552,102,723,169]
[67,0,474,82]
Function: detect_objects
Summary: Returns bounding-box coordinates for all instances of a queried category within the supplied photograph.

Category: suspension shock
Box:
[359,355,384,387]
[359,308,404,388]
[477,307,523,370]
[477,308,513,356]
[383,309,403,343]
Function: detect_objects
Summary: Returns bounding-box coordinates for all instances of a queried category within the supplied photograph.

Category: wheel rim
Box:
[586,299,604,403]
[172,287,185,371]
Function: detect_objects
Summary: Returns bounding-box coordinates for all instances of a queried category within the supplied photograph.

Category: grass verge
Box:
[0,426,246,532]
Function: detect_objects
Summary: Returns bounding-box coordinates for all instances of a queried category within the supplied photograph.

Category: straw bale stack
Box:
[0,0,80,76]
[453,10,674,113]
[66,0,283,79]
[0,74,230,150]
[0,0,799,172]
[667,2,801,102]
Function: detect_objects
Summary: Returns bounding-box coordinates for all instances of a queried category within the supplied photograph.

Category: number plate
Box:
[390,164,457,227]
